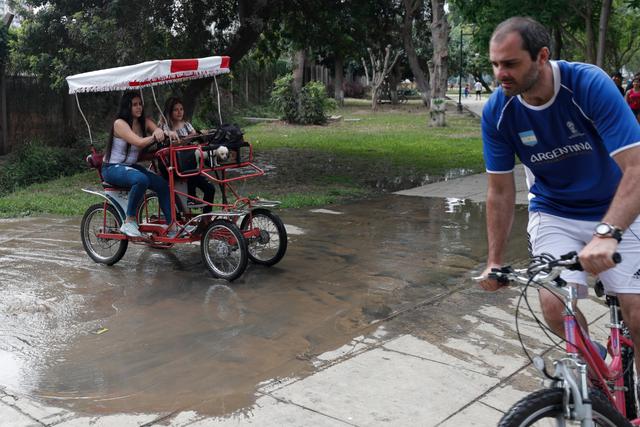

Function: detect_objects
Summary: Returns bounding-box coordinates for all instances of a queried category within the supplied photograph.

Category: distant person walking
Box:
[625,78,640,123]
[464,84,470,98]
[612,72,625,96]
[474,81,483,100]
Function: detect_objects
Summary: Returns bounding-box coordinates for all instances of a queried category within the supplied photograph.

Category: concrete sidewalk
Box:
[0,165,612,427]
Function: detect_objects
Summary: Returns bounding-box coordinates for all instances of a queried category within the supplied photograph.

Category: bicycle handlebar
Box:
[486,251,622,288]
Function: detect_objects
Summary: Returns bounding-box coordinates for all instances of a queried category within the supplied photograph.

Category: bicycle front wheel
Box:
[499,388,631,426]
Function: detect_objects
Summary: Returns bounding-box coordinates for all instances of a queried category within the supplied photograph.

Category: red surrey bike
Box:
[486,252,638,426]
[67,56,287,281]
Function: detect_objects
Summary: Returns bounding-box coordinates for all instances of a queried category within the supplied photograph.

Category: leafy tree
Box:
[256,0,402,105]
[10,0,284,115]
[449,0,640,71]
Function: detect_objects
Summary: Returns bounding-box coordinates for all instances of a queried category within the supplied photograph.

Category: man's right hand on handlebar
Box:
[478,264,509,291]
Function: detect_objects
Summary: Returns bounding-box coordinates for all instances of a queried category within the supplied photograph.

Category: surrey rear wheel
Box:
[201,219,248,281]
[240,208,287,266]
[81,203,128,265]
[136,195,174,249]
[498,388,630,426]
[137,195,165,225]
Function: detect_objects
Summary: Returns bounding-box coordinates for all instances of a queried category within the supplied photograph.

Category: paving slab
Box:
[438,401,504,427]
[181,395,349,427]
[269,346,499,426]
[0,401,38,427]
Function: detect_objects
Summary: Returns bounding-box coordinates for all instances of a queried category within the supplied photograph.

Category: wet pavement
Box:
[0,192,528,421]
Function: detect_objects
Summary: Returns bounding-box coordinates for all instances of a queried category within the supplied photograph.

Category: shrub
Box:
[270,74,335,125]
[0,141,85,196]
[270,74,298,123]
[298,81,336,125]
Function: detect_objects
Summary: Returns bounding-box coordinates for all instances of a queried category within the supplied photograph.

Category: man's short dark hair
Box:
[612,71,622,79]
[491,17,550,61]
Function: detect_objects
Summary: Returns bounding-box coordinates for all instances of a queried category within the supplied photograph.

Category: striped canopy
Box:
[66,56,231,94]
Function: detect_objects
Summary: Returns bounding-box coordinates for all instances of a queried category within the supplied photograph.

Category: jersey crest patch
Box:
[518,130,538,147]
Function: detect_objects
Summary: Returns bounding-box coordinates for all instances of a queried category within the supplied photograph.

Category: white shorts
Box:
[527,211,640,296]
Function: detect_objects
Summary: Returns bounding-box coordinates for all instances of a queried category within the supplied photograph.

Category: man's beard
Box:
[500,63,539,97]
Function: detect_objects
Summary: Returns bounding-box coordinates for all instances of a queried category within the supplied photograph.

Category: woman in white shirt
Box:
[101,92,176,237]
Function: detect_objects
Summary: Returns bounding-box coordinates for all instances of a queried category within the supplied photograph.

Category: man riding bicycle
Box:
[478,17,640,370]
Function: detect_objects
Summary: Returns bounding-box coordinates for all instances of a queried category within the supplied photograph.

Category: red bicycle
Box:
[68,56,287,281]
[486,252,638,426]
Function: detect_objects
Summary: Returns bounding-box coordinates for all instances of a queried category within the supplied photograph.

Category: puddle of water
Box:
[445,197,466,213]
[0,196,529,416]
[372,168,477,192]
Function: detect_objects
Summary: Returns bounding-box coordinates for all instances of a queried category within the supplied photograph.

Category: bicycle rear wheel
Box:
[498,388,631,426]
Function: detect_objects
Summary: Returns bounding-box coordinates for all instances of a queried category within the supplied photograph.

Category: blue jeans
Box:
[102,163,172,222]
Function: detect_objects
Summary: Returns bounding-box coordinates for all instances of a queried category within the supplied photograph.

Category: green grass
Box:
[0,100,483,217]
[245,100,482,175]
[256,187,371,209]
[0,171,101,217]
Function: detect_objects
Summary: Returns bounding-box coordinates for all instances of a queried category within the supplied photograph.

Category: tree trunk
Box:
[62,93,77,145]
[367,46,402,111]
[182,79,210,120]
[402,0,430,108]
[430,0,448,126]
[1,14,13,154]
[551,26,563,60]
[584,0,596,64]
[334,54,344,106]
[0,64,7,155]
[174,0,271,120]
[596,0,612,68]
[389,66,401,105]
[293,49,306,93]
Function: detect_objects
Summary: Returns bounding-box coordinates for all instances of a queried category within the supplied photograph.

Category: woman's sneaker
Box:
[120,221,142,238]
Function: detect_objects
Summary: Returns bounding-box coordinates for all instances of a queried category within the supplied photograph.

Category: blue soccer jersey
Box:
[482,60,640,220]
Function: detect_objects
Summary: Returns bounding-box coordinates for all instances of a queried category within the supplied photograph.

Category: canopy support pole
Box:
[75,93,93,147]
[213,74,223,125]
[150,86,169,135]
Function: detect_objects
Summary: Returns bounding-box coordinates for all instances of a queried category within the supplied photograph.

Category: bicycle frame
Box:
[490,260,639,425]
[562,305,631,416]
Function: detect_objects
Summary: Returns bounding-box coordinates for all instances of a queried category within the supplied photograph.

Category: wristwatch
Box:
[594,222,623,243]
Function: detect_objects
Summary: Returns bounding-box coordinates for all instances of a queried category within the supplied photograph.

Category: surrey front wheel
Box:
[201,219,248,281]
[240,208,287,266]
[499,388,631,426]
[81,203,128,265]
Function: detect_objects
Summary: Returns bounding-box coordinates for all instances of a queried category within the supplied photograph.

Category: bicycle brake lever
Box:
[488,266,512,284]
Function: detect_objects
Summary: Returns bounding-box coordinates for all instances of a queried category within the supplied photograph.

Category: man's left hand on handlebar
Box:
[578,236,619,275]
